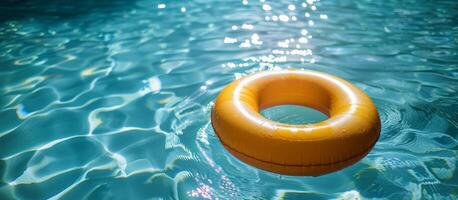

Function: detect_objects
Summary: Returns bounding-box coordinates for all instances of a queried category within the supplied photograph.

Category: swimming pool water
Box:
[0,0,457,199]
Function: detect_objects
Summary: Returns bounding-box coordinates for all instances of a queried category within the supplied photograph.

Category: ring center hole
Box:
[260,105,328,125]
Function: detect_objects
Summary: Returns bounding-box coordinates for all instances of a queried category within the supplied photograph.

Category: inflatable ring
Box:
[211,70,380,176]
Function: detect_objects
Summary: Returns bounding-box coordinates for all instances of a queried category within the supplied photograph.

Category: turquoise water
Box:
[0,0,457,199]
[262,105,328,125]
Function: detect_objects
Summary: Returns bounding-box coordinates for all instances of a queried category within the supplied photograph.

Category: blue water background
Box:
[0,0,457,199]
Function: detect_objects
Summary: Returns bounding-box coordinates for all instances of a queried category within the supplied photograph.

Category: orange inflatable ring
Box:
[211,69,380,176]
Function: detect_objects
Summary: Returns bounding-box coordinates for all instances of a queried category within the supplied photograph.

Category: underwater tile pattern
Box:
[0,0,457,199]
